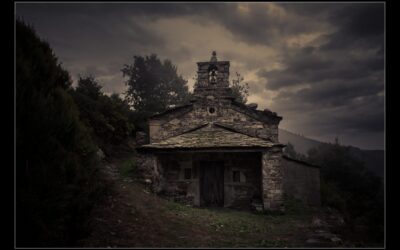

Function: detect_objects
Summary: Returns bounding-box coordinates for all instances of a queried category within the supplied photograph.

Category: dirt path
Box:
[79,156,346,248]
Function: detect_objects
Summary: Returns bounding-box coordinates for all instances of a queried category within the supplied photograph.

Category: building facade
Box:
[138,52,320,210]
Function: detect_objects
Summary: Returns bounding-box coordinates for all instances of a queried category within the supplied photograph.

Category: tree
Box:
[283,142,307,161]
[306,143,383,244]
[70,76,134,155]
[16,19,107,246]
[122,54,191,116]
[231,72,250,104]
[74,75,102,100]
[283,142,297,158]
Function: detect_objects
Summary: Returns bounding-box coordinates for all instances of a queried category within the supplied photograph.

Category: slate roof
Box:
[149,101,281,123]
[149,104,193,119]
[282,155,321,168]
[140,124,280,149]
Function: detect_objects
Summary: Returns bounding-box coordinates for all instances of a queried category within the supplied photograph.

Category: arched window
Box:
[208,65,218,85]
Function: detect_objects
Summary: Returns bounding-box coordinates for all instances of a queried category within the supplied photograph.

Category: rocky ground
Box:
[79,155,350,248]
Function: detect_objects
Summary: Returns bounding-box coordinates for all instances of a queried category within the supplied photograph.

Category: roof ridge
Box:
[157,123,209,140]
[213,122,273,142]
[282,155,321,168]
[230,102,282,122]
[150,104,193,119]
[178,123,209,135]
[139,123,283,150]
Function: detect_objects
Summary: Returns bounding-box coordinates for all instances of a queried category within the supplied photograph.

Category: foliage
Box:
[319,179,347,212]
[230,72,250,104]
[70,76,134,155]
[122,54,191,118]
[306,141,384,243]
[119,157,138,178]
[16,19,108,246]
[283,142,307,160]
[282,195,312,216]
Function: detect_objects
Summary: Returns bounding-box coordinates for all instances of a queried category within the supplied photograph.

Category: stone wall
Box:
[261,147,284,210]
[196,61,230,87]
[137,150,320,211]
[154,152,262,208]
[157,153,198,205]
[220,152,262,209]
[150,103,280,143]
[148,55,281,145]
[282,157,321,206]
[142,55,285,211]
[135,153,161,192]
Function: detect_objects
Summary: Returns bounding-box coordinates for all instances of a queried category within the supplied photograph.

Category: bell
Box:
[210,51,218,62]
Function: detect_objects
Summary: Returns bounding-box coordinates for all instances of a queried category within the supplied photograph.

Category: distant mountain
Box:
[279,129,384,178]
[279,129,323,156]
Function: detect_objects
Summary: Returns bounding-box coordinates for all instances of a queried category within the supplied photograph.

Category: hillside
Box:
[79,155,350,248]
[279,129,323,156]
[279,129,384,178]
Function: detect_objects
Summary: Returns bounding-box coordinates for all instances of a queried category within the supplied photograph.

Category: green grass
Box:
[83,177,324,248]
[283,195,313,216]
[86,155,318,248]
[118,157,137,178]
[161,199,313,247]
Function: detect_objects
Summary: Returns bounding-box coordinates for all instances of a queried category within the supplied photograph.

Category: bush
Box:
[119,157,138,178]
[306,142,384,245]
[320,180,347,213]
[16,19,108,246]
[283,195,312,216]
[70,76,135,156]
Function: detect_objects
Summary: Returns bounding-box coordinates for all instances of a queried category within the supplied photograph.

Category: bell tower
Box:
[193,51,233,99]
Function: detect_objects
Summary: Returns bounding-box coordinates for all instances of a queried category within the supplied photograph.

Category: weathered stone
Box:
[136,131,148,145]
[261,149,284,210]
[135,153,161,192]
[247,103,258,109]
[306,238,320,244]
[312,217,324,227]
[136,52,319,211]
[263,108,272,113]
[330,237,342,243]
[96,148,105,160]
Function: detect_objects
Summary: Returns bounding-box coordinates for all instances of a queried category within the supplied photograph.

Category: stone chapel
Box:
[137,52,320,211]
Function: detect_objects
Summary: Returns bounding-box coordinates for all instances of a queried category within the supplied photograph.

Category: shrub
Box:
[119,157,138,178]
[16,19,108,246]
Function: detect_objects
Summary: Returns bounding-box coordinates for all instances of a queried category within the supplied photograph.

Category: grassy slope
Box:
[80,156,342,248]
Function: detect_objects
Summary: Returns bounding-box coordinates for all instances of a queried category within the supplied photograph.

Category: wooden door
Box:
[200,161,224,207]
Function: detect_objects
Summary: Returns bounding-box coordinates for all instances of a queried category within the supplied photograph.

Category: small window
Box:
[233,171,240,182]
[208,107,215,114]
[209,68,218,84]
[184,168,192,180]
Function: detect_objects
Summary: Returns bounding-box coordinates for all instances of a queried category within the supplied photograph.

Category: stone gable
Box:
[138,52,320,211]
[143,123,276,149]
[149,100,281,144]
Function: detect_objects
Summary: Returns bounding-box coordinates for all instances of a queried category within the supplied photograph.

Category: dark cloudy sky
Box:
[16,2,385,150]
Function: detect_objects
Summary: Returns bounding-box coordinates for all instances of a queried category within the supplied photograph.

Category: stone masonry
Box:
[262,148,284,210]
[138,52,319,211]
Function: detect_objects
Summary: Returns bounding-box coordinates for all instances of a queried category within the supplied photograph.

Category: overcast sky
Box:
[16,2,385,150]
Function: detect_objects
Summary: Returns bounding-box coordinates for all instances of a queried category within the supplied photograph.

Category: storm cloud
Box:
[16,2,385,150]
